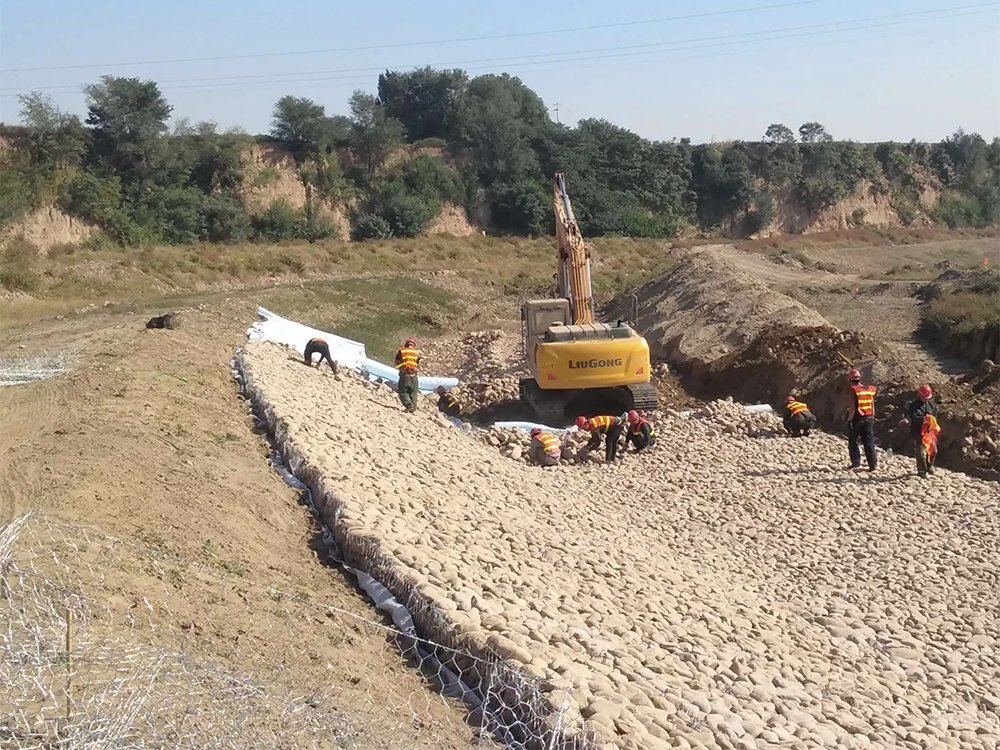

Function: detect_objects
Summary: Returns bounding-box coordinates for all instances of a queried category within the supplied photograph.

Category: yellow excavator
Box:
[518,173,657,424]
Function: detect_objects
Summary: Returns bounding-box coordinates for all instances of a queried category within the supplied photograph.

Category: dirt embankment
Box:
[610,250,999,480]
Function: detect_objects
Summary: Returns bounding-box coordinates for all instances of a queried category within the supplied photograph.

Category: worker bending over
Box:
[845,368,878,471]
[576,413,626,464]
[304,337,338,373]
[909,384,940,477]
[625,410,656,452]
[783,395,817,437]
[435,386,462,418]
[394,338,422,413]
[529,427,562,467]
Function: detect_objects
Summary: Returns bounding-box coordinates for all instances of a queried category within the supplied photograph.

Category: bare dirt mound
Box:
[608,249,829,366]
[610,250,998,480]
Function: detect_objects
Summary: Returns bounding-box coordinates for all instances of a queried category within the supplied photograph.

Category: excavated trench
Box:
[605,252,1000,482]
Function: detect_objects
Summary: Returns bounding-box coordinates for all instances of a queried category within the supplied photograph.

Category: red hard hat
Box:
[918,384,933,400]
[404,338,416,347]
[530,427,542,437]
[786,395,796,403]
[627,410,639,423]
[848,368,861,381]
[576,416,588,430]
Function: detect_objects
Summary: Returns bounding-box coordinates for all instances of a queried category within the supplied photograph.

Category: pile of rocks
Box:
[246,342,1000,750]
[453,377,522,413]
[476,425,594,465]
[691,398,783,438]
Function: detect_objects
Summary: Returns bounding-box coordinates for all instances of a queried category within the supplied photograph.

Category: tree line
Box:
[1,68,998,247]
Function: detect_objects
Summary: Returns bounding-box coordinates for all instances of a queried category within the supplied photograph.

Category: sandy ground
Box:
[245,341,1000,750]
[0,305,480,749]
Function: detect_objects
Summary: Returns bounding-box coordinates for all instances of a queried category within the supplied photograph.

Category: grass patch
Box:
[263,277,461,363]
[924,289,1000,334]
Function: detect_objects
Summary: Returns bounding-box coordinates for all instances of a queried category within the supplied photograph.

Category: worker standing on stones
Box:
[528,427,561,467]
[435,386,462,418]
[394,338,422,413]
[304,337,338,373]
[783,395,817,437]
[909,384,940,477]
[576,414,626,464]
[845,368,878,471]
[624,410,656,452]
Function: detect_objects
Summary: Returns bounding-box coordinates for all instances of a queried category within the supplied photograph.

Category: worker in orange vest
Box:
[783,395,817,437]
[394,338,422,413]
[576,413,626,464]
[909,384,940,477]
[624,410,656,452]
[529,427,562,467]
[435,385,462,418]
[845,368,878,471]
[304,337,338,373]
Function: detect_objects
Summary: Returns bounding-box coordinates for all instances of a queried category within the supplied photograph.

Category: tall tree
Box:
[270,96,344,157]
[798,122,833,143]
[84,76,172,181]
[349,91,406,177]
[763,123,796,144]
[377,67,468,142]
[18,92,89,169]
[457,74,548,185]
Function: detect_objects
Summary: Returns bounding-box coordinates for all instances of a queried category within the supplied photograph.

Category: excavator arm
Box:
[553,173,595,325]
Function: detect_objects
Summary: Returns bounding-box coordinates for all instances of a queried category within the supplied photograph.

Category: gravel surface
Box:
[246,341,1000,750]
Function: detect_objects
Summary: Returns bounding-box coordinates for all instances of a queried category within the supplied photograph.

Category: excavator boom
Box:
[553,173,595,325]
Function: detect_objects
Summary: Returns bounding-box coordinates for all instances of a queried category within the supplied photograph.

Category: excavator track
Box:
[520,378,660,426]
[626,382,659,412]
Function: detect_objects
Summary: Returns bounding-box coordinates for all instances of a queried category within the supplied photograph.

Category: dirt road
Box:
[0,302,480,749]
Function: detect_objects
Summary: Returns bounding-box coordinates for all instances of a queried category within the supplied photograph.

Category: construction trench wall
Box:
[233,349,599,750]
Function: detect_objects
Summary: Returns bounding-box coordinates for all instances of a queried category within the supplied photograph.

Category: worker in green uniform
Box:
[394,338,422,413]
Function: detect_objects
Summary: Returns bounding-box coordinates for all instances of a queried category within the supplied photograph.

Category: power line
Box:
[1,3,995,98]
[0,0,831,73]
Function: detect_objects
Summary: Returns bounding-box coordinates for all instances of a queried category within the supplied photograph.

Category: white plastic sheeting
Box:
[246,306,458,392]
[493,420,579,434]
[247,307,365,369]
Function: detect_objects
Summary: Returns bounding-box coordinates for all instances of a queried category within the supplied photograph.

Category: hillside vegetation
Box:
[1,68,999,249]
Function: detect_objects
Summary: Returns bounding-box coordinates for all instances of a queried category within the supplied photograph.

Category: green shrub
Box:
[933,193,984,228]
[351,212,393,240]
[0,238,41,291]
[59,171,123,225]
[202,193,252,242]
[924,291,1000,334]
[850,207,867,226]
[0,168,36,227]
[252,200,300,242]
[413,137,447,148]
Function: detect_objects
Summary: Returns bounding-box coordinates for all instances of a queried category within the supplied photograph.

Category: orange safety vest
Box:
[535,433,561,457]
[587,415,616,433]
[788,400,810,416]
[851,384,877,417]
[629,418,655,436]
[921,414,941,458]
[395,347,420,371]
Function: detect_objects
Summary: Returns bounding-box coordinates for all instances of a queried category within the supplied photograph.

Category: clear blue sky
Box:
[1,0,998,142]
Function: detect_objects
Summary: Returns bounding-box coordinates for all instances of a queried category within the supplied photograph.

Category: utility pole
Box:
[553,103,560,124]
